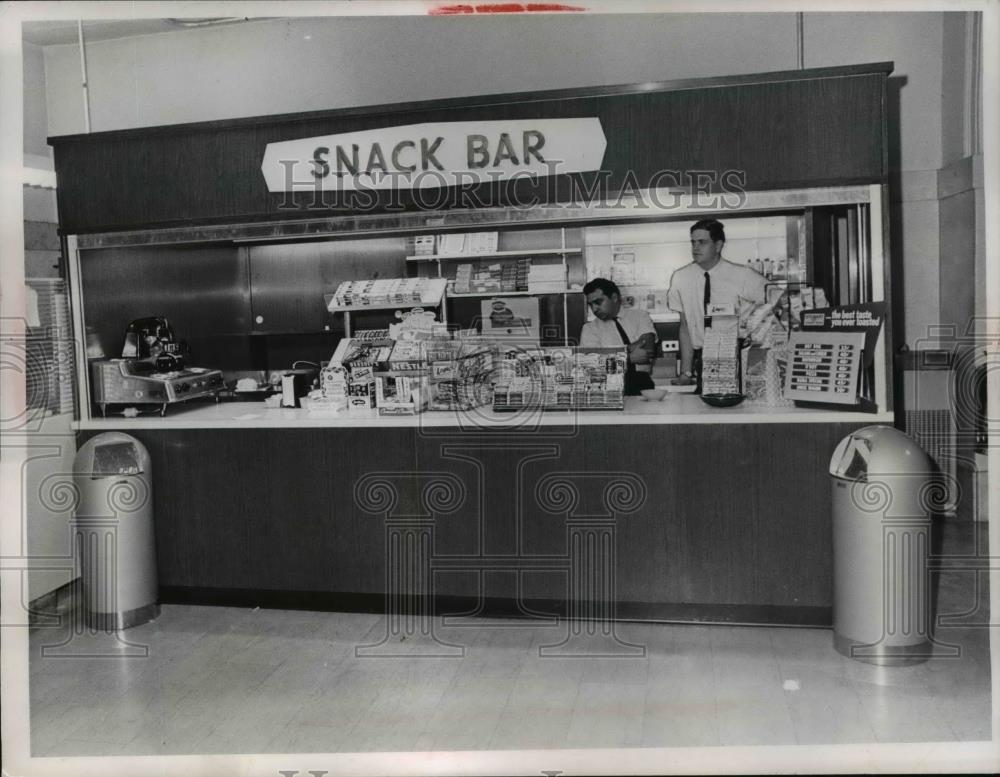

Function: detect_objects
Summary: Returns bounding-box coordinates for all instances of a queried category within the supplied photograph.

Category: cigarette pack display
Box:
[701,317,741,395]
[426,345,494,411]
[375,374,432,415]
[492,347,626,411]
[328,278,446,309]
[741,346,770,404]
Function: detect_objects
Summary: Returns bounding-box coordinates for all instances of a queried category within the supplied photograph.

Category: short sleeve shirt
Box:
[579,306,657,349]
[667,259,767,349]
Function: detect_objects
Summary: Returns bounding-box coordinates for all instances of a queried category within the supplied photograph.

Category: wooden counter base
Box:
[79,420,870,626]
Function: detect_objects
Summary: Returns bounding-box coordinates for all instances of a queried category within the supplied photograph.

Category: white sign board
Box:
[260,118,606,192]
[784,330,866,404]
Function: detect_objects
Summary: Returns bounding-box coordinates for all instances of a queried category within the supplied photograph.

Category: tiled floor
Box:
[28,523,991,756]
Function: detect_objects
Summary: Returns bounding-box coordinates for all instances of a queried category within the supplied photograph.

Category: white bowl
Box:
[640,388,667,401]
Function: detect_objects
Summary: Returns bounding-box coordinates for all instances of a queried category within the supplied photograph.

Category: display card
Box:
[783,330,866,404]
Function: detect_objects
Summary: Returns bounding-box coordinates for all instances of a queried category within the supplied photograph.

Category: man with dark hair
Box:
[667,219,766,389]
[580,277,657,396]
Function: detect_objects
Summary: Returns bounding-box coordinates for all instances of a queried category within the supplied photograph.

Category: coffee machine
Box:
[91,317,224,416]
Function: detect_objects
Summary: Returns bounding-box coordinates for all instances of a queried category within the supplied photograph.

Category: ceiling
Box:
[21,18,263,47]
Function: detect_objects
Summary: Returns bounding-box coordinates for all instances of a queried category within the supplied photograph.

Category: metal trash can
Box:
[830,425,933,665]
[73,433,159,630]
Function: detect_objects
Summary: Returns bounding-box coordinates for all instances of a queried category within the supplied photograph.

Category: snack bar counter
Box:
[75,311,889,625]
[73,318,888,627]
[59,62,896,627]
[76,409,873,626]
[75,395,889,429]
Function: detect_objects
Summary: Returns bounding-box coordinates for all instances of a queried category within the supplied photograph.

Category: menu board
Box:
[784,331,866,404]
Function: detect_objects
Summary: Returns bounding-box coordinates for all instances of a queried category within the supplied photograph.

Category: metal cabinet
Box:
[247,237,408,334]
[79,245,253,369]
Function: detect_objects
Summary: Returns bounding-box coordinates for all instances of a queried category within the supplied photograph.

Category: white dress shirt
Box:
[666,259,766,349]
[579,306,657,372]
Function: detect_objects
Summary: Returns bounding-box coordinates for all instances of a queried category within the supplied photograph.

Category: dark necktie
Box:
[612,317,636,374]
[703,271,712,327]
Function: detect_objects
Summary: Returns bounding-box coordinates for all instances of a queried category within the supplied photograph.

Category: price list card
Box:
[784,331,866,404]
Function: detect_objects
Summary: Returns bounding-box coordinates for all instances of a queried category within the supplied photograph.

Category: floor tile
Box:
[192,696,303,754]
[414,677,509,751]
[265,721,358,754]
[780,671,877,744]
[714,685,797,746]
[564,681,647,749]
[28,596,987,755]
[640,680,719,748]
[854,685,961,743]
[30,703,94,753]
[487,677,579,749]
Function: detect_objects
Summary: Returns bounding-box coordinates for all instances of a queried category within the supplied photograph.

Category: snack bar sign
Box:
[260,118,607,192]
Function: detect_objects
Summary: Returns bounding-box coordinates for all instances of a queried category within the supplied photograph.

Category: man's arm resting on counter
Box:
[629,332,656,365]
[675,314,695,384]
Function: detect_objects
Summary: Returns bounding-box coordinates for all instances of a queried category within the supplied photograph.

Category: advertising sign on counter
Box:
[799,302,886,368]
[479,297,540,340]
[784,330,867,405]
[785,302,886,409]
[261,118,607,192]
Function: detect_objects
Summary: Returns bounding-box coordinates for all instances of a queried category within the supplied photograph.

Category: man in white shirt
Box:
[579,278,657,395]
[667,219,766,389]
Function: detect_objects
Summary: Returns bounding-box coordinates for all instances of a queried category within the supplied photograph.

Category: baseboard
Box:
[159,586,831,627]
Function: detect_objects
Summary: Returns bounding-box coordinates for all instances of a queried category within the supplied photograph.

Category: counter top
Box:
[75,396,891,430]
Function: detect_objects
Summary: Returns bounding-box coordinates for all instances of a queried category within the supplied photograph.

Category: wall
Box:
[801,12,945,347]
[23,179,74,603]
[23,40,50,160]
[941,11,977,167]
[939,12,984,346]
[43,15,800,135]
[37,12,964,346]
[936,13,984,488]
[23,39,74,603]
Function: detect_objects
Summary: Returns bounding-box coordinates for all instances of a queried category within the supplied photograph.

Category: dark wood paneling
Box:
[81,421,867,623]
[248,236,408,333]
[89,428,421,592]
[80,245,251,365]
[256,333,342,374]
[754,424,842,607]
[53,67,889,234]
